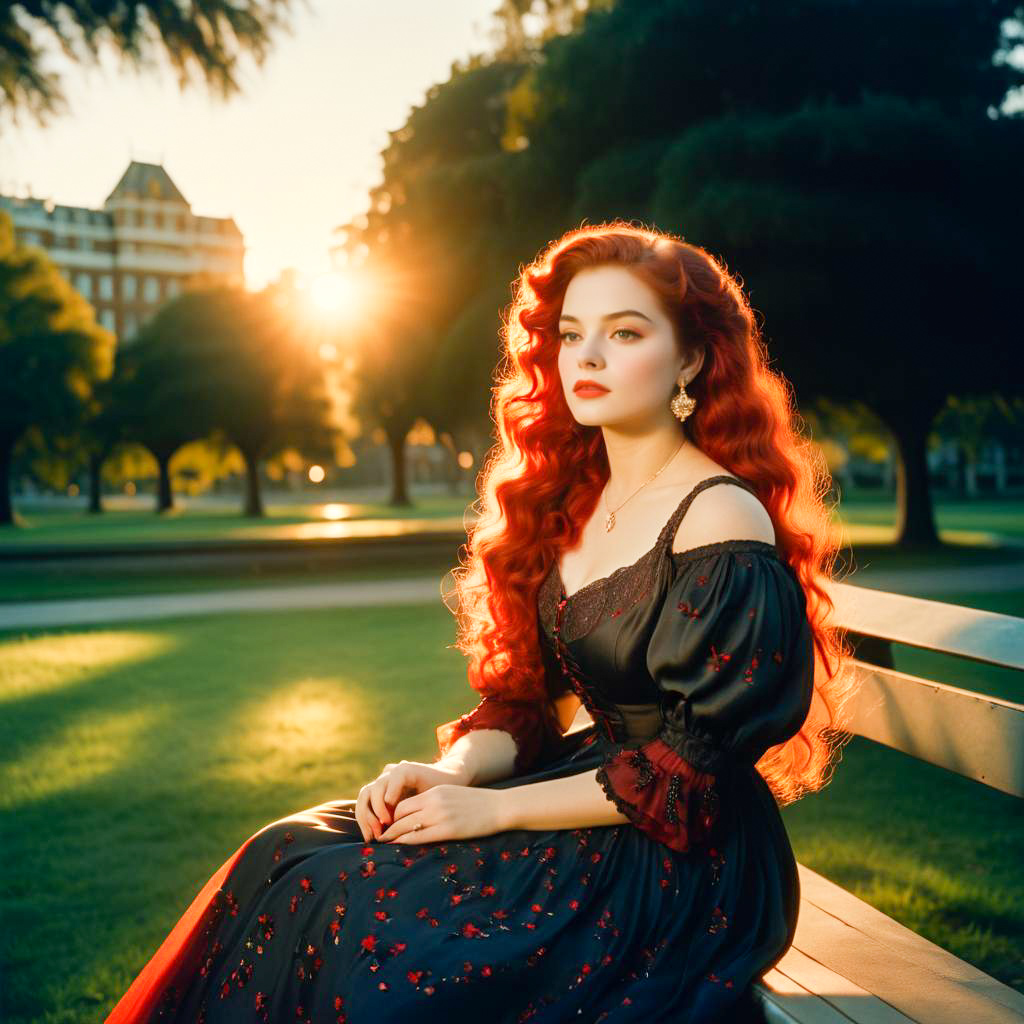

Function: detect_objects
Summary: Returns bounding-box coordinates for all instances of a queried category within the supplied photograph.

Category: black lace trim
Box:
[669,538,780,567]
[595,760,651,830]
[539,539,781,643]
[595,741,724,841]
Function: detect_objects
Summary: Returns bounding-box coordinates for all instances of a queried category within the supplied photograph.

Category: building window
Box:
[144,276,159,302]
[100,309,116,331]
[123,313,137,337]
[122,274,136,300]
[75,272,92,298]
[166,278,181,298]
[99,275,113,300]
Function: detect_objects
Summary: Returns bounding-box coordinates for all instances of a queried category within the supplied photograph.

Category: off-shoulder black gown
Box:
[105,475,815,1024]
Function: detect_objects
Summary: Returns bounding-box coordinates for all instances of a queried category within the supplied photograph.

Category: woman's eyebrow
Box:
[559,309,654,324]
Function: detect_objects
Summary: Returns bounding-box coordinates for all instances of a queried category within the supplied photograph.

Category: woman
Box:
[105,223,853,1023]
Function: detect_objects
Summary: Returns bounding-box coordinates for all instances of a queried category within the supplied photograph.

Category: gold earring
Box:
[671,379,696,422]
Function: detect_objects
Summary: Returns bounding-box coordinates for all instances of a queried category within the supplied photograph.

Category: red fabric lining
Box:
[595,736,720,853]
[103,833,257,1022]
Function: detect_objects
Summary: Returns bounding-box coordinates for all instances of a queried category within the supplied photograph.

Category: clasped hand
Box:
[355,759,512,845]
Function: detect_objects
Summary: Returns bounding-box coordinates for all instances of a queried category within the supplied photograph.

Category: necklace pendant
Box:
[605,511,616,532]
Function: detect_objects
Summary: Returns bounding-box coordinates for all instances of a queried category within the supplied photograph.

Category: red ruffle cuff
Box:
[595,736,721,853]
[435,696,556,776]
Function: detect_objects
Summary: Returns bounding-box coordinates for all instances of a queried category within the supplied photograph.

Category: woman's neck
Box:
[600,425,689,503]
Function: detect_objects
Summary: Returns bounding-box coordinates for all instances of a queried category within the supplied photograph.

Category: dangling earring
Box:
[671,378,696,422]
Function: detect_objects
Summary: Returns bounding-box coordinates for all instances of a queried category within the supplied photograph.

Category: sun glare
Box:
[308,272,355,314]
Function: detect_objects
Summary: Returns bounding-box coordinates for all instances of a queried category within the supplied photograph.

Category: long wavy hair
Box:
[444,221,858,806]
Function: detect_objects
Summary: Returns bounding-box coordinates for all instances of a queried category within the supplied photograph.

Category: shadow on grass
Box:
[0,602,467,1024]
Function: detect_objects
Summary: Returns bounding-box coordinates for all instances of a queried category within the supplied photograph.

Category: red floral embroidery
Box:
[708,645,732,672]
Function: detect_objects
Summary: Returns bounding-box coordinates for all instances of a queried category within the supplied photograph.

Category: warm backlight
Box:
[308,272,355,314]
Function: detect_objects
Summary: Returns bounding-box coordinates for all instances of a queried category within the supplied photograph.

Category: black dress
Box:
[106,475,815,1024]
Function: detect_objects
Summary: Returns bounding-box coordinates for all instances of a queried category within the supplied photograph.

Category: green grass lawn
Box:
[0,494,475,550]
[0,550,459,604]
[0,602,470,1023]
[1,588,1022,1023]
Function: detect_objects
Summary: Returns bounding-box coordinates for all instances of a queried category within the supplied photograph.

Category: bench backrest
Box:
[824,580,1024,799]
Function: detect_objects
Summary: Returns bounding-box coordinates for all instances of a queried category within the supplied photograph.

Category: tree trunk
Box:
[88,452,104,514]
[438,431,463,495]
[241,450,264,518]
[878,404,942,547]
[386,428,411,506]
[156,453,174,513]
[0,439,13,526]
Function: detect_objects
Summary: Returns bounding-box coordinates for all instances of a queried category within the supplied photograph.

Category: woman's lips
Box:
[574,386,609,398]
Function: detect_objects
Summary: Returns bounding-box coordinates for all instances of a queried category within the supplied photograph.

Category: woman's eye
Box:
[559,329,639,342]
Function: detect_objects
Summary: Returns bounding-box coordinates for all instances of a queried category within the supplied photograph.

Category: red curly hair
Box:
[443,221,858,807]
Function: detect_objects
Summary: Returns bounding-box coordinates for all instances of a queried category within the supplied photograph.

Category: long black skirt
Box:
[108,725,794,1023]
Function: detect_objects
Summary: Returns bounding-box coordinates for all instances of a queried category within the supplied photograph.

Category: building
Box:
[0,160,245,340]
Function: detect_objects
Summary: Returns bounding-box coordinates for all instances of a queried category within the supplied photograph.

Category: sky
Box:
[0,0,502,290]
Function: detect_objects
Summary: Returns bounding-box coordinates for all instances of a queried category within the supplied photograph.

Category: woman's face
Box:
[557,264,700,432]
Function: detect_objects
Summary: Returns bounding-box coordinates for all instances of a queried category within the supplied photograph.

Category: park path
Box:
[0,577,441,631]
[0,561,1020,631]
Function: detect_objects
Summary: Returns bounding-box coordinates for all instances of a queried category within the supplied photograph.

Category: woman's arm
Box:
[437,728,520,786]
[438,694,586,786]
[499,769,631,831]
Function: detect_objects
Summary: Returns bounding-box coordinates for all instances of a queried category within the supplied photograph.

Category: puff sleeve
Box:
[595,548,815,853]
[434,695,562,777]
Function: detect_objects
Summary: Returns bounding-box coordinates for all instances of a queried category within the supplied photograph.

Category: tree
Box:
[79,354,138,513]
[127,283,336,517]
[0,0,297,126]
[334,60,532,506]
[0,210,114,525]
[204,282,337,517]
[350,0,1024,546]
[118,310,215,513]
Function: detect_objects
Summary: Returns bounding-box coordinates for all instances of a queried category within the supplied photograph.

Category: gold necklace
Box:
[603,439,686,532]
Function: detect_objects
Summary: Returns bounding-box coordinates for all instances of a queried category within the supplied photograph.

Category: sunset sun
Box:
[308,271,356,314]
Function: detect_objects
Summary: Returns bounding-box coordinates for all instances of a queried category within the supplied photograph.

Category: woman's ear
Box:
[679,344,705,382]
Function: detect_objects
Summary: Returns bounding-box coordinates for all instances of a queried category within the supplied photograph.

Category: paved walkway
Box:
[0,577,442,631]
[1,561,1020,632]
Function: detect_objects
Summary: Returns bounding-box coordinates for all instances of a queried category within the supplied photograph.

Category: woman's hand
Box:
[355,759,471,842]
[378,784,511,845]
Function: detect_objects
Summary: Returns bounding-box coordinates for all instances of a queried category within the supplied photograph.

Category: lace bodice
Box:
[537,474,765,643]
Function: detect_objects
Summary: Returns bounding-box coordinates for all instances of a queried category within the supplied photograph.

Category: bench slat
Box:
[761,946,917,1023]
[844,661,1024,796]
[775,865,1024,1023]
[759,964,861,1023]
[826,582,1024,670]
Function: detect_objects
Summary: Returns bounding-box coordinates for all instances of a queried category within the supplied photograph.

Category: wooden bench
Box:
[754,580,1024,1024]
[562,579,1024,1022]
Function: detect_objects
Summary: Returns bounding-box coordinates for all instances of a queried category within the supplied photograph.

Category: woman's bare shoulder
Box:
[670,478,775,554]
